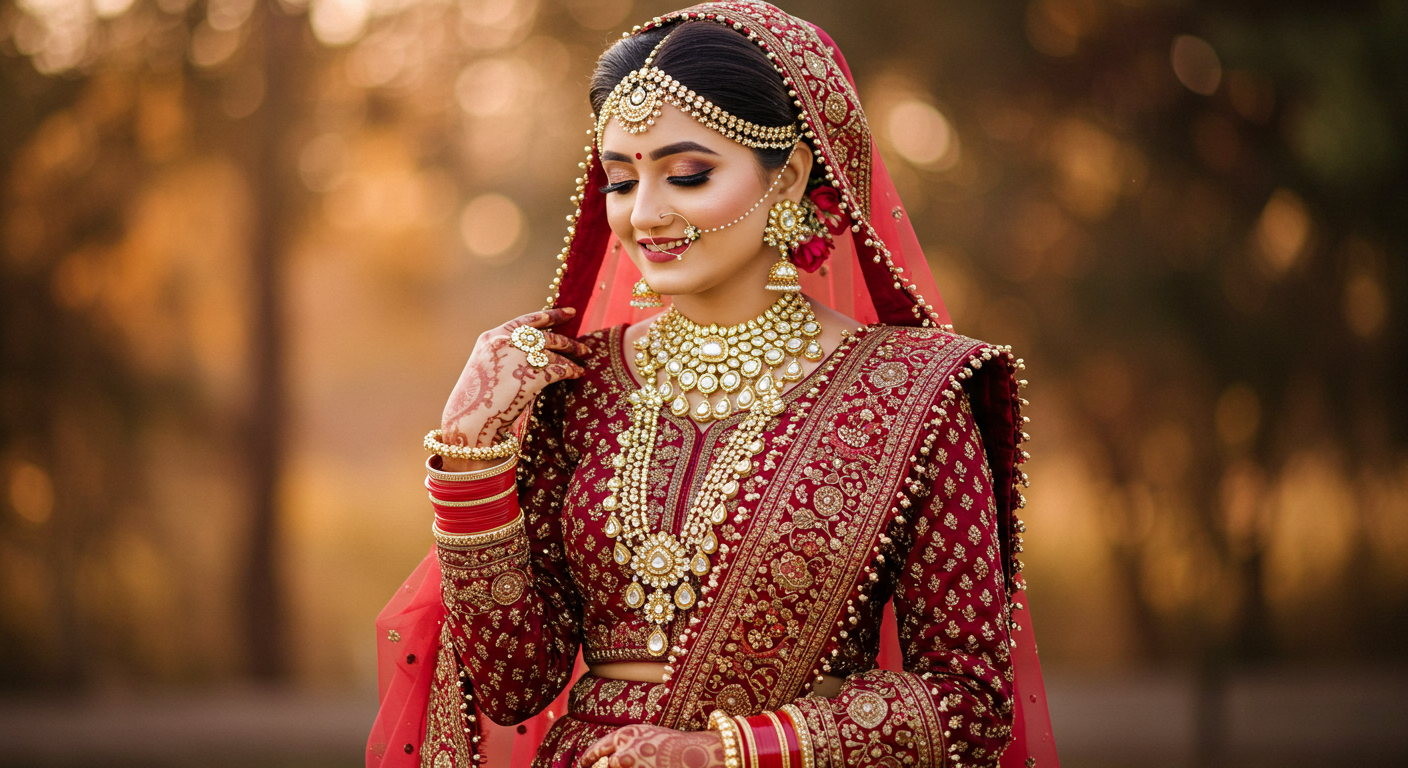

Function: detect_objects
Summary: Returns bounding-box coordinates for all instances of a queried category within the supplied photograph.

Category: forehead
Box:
[598,103,752,159]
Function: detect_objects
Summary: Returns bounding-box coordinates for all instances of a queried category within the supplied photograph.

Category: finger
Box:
[542,353,586,384]
[505,307,576,332]
[579,734,616,767]
[542,331,592,359]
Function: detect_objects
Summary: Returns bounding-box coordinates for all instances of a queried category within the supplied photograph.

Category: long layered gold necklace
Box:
[605,294,823,655]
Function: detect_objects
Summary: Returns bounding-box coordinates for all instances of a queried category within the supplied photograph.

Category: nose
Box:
[628,179,676,237]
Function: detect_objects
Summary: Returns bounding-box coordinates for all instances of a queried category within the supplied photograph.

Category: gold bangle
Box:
[426,455,517,482]
[428,485,516,507]
[424,428,519,462]
[432,515,524,549]
[779,705,814,768]
[765,711,791,768]
[708,710,742,768]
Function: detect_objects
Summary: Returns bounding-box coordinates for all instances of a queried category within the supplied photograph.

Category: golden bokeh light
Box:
[311,0,371,46]
[1253,187,1311,275]
[8,461,55,525]
[1171,35,1222,96]
[886,100,958,169]
[460,192,524,262]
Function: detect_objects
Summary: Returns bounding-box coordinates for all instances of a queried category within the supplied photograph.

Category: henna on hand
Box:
[440,307,585,470]
[580,725,725,768]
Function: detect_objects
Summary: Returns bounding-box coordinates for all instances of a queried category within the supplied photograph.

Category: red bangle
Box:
[775,710,800,768]
[433,495,520,533]
[425,473,516,500]
[743,714,786,768]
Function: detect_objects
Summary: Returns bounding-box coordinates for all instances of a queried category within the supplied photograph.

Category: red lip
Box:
[638,236,691,262]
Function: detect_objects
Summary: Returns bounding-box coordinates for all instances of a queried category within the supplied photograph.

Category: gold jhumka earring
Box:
[762,198,824,292]
[630,278,663,308]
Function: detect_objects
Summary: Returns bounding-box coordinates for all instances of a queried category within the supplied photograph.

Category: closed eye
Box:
[599,179,638,195]
[667,170,712,187]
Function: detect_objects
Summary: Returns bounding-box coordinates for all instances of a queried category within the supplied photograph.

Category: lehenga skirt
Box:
[533,674,671,768]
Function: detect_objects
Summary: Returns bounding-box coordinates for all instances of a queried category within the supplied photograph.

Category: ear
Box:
[777,144,815,202]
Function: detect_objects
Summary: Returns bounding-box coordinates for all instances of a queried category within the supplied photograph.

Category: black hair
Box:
[590,22,798,171]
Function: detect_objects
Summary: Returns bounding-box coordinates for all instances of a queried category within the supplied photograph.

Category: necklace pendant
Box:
[712,397,732,420]
[700,529,719,555]
[674,581,697,609]
[782,359,804,381]
[645,588,676,625]
[670,395,689,417]
[736,385,756,411]
[647,627,668,656]
[692,399,713,422]
[624,582,645,609]
[614,541,631,566]
[708,502,728,525]
[690,551,711,578]
[604,515,622,538]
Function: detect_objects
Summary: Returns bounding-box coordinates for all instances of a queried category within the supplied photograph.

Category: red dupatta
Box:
[368,3,1056,766]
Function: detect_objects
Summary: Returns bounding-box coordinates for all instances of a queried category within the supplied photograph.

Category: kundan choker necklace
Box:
[638,292,824,423]
[605,294,823,655]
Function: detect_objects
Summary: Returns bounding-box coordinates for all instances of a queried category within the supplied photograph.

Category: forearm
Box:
[437,523,580,724]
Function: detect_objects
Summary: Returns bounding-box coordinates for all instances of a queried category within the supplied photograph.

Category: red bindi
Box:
[635,153,642,160]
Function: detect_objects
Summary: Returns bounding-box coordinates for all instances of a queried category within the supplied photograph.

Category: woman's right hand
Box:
[439,307,589,470]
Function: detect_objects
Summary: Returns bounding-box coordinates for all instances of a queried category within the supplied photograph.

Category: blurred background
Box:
[0,0,1405,765]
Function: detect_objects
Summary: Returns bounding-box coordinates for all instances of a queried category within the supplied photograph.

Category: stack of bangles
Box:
[707,706,812,768]
[424,429,521,539]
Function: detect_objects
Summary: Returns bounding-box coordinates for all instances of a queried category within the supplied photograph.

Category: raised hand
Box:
[440,307,589,471]
[579,724,725,768]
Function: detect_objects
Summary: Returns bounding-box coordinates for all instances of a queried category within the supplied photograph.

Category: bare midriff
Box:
[590,662,845,698]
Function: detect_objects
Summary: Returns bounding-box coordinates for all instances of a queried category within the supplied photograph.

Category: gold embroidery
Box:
[847,691,888,729]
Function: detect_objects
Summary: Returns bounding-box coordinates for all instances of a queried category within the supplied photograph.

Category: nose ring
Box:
[652,212,702,260]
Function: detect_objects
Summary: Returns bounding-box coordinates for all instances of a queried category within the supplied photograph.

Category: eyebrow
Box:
[650,141,719,160]
[600,142,720,164]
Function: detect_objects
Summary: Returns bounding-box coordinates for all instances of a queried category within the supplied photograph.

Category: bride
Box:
[368,3,1057,767]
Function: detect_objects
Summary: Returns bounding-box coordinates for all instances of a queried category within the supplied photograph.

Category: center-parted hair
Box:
[590,22,799,171]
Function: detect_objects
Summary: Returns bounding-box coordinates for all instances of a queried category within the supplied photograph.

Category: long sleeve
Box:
[435,381,584,725]
[786,392,1015,767]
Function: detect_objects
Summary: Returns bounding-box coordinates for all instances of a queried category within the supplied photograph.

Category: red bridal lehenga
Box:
[367,3,1059,767]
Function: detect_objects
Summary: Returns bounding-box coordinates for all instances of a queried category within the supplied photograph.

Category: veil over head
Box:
[369,4,1056,767]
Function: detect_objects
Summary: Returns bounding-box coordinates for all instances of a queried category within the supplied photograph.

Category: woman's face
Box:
[598,104,808,301]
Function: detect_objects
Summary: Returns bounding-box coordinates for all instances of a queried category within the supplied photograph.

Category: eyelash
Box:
[597,169,713,195]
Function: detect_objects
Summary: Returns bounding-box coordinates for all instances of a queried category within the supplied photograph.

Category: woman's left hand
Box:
[579,724,725,768]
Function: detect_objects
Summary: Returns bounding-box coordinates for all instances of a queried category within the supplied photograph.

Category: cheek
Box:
[605,196,633,238]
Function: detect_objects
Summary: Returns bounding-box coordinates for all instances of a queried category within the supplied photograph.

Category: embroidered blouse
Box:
[435,324,1022,766]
